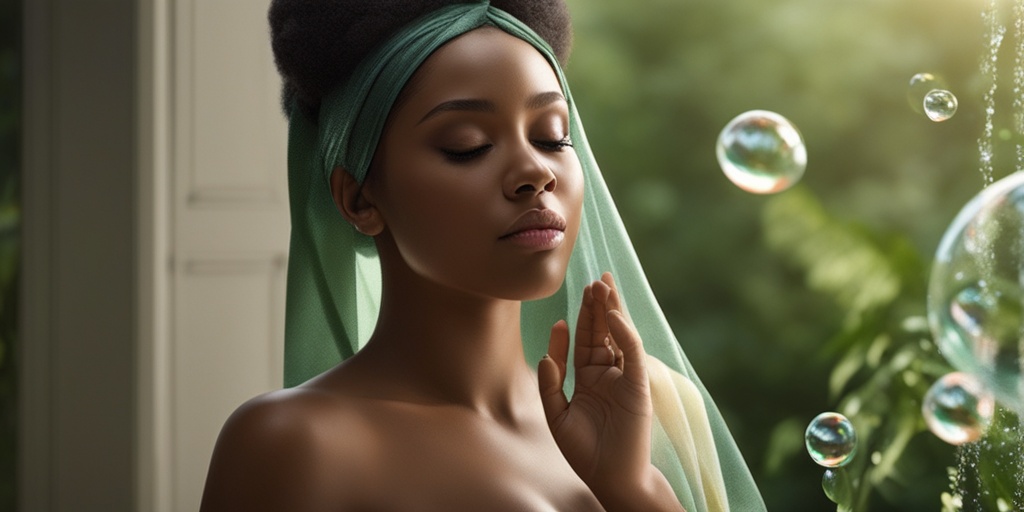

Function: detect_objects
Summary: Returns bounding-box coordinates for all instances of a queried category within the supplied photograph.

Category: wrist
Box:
[594,465,685,512]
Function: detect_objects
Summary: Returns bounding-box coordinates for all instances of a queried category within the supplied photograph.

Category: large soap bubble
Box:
[716,110,807,194]
[928,171,1024,415]
[805,412,857,468]
[922,372,995,445]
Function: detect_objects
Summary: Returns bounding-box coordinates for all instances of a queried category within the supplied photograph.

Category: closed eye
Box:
[533,136,574,152]
[441,144,493,163]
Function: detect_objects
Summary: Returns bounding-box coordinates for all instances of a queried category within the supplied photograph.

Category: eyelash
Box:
[442,145,492,163]
[441,136,574,163]
[534,136,574,152]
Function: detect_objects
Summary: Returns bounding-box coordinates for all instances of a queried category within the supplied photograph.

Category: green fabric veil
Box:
[282,2,766,511]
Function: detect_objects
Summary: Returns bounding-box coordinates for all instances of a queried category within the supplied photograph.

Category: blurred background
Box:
[563,0,1013,510]
[0,0,18,509]
[3,0,1022,510]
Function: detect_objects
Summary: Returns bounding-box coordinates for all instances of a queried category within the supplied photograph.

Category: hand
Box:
[538,273,682,511]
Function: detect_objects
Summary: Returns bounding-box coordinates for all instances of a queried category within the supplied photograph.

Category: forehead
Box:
[396,27,563,113]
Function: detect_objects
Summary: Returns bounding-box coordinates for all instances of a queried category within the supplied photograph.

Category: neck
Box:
[354,250,538,421]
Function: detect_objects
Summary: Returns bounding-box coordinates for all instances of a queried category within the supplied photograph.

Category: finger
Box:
[603,273,643,369]
[547,319,570,378]
[573,283,613,367]
[573,283,595,345]
[590,279,612,340]
[592,277,624,360]
[601,271,616,296]
[607,309,648,385]
[539,320,570,422]
[598,270,630,321]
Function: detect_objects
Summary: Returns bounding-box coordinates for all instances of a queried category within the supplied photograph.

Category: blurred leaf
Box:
[764,417,806,476]
[763,187,902,320]
[830,342,866,399]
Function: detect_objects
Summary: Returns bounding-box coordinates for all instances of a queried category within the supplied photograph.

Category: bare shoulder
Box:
[199,386,377,512]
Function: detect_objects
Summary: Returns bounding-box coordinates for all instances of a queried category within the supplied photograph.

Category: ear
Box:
[329,167,385,236]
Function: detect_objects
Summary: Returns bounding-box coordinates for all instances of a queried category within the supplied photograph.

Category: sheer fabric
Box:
[281,3,766,510]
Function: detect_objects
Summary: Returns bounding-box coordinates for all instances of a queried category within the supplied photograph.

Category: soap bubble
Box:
[928,171,1024,415]
[822,468,853,505]
[907,73,947,114]
[924,89,958,122]
[805,412,857,468]
[922,372,995,445]
[716,110,807,194]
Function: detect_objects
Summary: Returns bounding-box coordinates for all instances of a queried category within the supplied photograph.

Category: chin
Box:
[511,240,576,301]
[498,262,570,302]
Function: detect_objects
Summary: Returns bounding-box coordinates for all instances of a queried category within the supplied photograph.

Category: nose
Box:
[503,146,557,200]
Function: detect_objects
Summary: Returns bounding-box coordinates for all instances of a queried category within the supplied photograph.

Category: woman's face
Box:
[366,27,584,301]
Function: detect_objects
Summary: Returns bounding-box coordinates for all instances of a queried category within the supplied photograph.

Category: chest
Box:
[347,411,605,512]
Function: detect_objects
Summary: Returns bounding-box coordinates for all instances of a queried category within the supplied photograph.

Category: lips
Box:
[500,209,568,239]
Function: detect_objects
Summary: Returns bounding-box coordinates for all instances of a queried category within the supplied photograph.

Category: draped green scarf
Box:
[282,2,766,510]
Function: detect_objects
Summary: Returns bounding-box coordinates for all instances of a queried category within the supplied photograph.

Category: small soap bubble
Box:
[928,172,1024,415]
[922,372,995,445]
[907,73,947,113]
[805,412,857,467]
[822,468,853,505]
[715,110,807,194]
[924,89,958,122]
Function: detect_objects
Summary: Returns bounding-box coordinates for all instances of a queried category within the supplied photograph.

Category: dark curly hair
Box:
[268,0,573,119]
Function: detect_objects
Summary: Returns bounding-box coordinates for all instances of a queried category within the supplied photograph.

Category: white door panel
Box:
[163,0,289,510]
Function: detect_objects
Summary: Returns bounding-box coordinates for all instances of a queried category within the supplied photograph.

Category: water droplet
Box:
[929,171,1024,416]
[716,110,807,194]
[805,412,857,467]
[822,469,853,505]
[923,372,995,445]
[925,89,959,122]
[908,73,947,114]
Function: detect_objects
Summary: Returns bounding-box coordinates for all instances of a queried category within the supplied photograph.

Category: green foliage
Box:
[763,187,954,510]
[763,188,1024,510]
[565,0,1019,509]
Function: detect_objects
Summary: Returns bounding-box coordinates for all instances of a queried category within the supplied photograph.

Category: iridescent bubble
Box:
[822,468,853,506]
[922,372,995,445]
[715,110,807,194]
[805,412,857,468]
[929,171,1024,415]
[924,89,958,122]
[907,72,947,114]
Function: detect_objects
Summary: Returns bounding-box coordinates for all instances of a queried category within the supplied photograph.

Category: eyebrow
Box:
[417,91,567,125]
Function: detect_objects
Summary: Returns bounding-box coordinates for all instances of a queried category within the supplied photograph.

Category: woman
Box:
[200,1,766,511]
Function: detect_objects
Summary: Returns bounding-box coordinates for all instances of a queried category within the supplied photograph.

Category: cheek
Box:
[382,171,498,274]
[562,159,585,239]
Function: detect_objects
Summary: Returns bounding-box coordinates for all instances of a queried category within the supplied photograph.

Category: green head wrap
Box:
[282,2,766,510]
